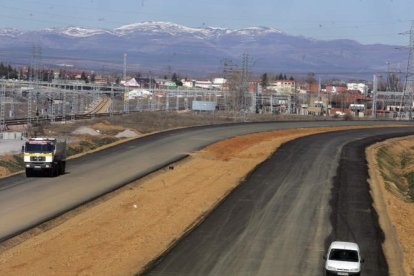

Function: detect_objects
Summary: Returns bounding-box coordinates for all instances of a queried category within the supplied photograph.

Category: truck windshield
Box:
[25,143,54,153]
[329,249,359,262]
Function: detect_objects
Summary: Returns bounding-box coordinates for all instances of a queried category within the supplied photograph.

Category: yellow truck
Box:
[23,137,66,177]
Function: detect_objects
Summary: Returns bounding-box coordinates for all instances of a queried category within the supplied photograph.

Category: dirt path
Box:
[367,137,414,276]
[0,125,405,275]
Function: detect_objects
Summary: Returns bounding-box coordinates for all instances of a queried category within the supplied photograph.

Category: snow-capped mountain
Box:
[46,21,283,38]
[0,28,23,38]
[0,21,407,77]
[58,27,110,38]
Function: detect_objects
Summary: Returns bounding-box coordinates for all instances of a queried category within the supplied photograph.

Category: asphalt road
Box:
[144,127,414,276]
[0,121,412,243]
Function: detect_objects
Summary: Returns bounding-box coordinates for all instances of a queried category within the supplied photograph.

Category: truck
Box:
[23,137,66,177]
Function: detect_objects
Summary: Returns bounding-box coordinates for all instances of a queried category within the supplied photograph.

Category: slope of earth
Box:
[0,126,379,276]
[367,137,414,275]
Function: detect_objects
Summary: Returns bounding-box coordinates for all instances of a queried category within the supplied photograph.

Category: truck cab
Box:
[23,137,66,177]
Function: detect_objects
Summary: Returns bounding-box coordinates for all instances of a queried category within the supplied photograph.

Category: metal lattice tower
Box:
[27,90,32,125]
[399,22,414,118]
[0,84,5,132]
[71,91,77,120]
[123,53,129,113]
[49,93,55,122]
[110,84,114,116]
[240,52,249,114]
[62,89,66,122]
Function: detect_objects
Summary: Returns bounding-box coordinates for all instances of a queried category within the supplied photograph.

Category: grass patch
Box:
[404,172,414,202]
[377,147,397,167]
[67,137,119,157]
[400,151,413,169]
[377,142,414,202]
[0,155,25,173]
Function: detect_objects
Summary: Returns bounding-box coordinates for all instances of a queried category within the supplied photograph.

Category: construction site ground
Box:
[0,120,412,275]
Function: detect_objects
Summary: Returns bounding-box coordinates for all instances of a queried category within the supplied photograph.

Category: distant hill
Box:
[0,21,408,78]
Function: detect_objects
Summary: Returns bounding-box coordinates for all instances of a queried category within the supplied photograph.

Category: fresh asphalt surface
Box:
[144,127,414,276]
[0,121,413,274]
[0,120,392,241]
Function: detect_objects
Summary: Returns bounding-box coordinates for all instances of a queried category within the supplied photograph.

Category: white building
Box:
[347,83,368,94]
[195,80,213,89]
[182,79,195,88]
[212,78,227,90]
[267,80,296,93]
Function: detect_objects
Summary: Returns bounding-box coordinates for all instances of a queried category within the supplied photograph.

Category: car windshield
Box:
[25,143,54,153]
[329,249,359,262]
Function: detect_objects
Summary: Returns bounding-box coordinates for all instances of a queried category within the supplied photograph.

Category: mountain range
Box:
[0,21,408,78]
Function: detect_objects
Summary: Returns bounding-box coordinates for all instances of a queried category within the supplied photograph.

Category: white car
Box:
[324,241,364,276]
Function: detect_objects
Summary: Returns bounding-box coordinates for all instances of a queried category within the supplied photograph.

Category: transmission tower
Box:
[0,84,5,132]
[123,53,127,82]
[27,43,42,125]
[399,22,414,118]
[123,53,129,113]
[239,52,249,115]
[222,58,237,111]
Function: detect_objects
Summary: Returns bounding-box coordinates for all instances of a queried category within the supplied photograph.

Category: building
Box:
[195,80,213,89]
[325,85,347,93]
[122,78,140,88]
[182,79,195,88]
[267,80,296,93]
[347,83,368,94]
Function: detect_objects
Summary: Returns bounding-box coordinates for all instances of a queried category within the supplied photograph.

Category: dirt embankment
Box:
[367,137,414,276]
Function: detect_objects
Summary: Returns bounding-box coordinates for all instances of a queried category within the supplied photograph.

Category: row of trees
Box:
[261,73,295,88]
[0,63,18,79]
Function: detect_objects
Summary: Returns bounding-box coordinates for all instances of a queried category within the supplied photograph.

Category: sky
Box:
[0,0,413,45]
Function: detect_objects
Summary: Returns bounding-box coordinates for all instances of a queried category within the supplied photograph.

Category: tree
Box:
[81,71,87,81]
[0,63,18,79]
[171,72,178,82]
[59,69,65,80]
[171,72,182,86]
[261,73,269,89]
[306,72,317,85]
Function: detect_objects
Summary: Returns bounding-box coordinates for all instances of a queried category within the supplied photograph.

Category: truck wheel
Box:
[59,161,66,175]
[48,166,56,177]
[25,168,33,177]
[54,165,59,177]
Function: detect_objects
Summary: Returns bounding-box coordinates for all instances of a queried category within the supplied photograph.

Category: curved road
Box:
[0,121,412,243]
[145,127,414,276]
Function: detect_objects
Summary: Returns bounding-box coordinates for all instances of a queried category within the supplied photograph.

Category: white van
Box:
[324,241,364,276]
